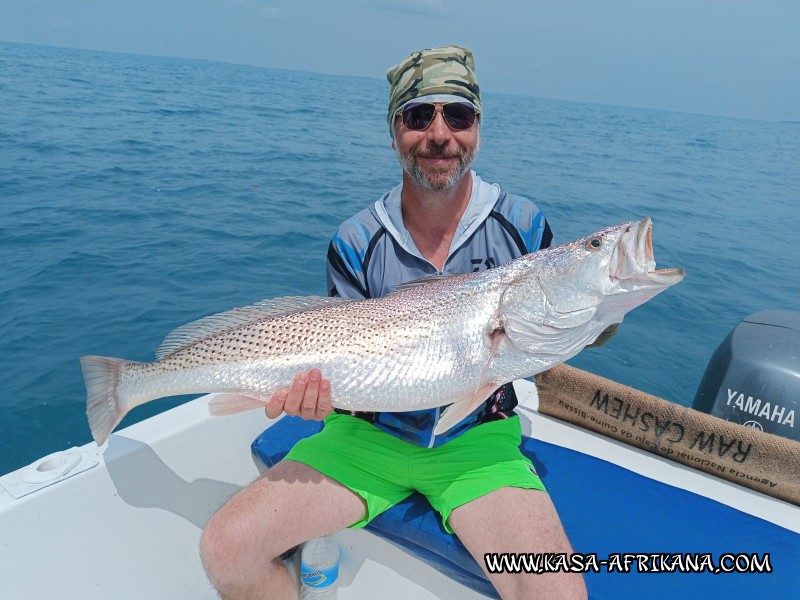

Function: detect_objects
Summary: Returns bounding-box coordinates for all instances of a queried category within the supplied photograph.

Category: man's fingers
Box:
[265,389,288,419]
[263,370,331,421]
[300,369,321,420]
[315,377,333,420]
[587,323,620,348]
[283,372,308,415]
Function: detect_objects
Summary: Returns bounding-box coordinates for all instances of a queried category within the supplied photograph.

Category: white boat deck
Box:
[0,381,797,599]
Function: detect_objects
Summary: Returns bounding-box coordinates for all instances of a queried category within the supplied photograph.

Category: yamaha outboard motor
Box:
[692,311,799,441]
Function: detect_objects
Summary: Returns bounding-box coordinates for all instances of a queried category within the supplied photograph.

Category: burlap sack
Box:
[535,364,800,505]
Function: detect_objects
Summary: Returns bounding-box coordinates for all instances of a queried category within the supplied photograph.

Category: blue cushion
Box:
[252,416,800,599]
[251,416,323,468]
[251,416,499,597]
[532,436,800,599]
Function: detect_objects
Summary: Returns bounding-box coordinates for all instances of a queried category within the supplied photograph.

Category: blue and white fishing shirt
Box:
[326,171,553,447]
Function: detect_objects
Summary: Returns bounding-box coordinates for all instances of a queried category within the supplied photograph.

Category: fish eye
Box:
[585,237,603,251]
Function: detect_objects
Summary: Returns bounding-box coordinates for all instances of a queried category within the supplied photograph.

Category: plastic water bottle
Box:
[300,536,339,599]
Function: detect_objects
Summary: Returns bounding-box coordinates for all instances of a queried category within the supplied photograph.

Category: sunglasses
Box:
[398,102,479,131]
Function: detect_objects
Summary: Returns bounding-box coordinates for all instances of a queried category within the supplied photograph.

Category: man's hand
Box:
[265,369,333,421]
[587,323,620,348]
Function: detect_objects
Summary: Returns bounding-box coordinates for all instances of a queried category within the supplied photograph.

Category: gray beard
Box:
[396,141,479,191]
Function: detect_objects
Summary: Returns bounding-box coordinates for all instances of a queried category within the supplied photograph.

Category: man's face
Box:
[393,103,480,191]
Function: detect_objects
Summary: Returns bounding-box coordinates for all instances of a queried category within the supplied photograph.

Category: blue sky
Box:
[1,0,798,121]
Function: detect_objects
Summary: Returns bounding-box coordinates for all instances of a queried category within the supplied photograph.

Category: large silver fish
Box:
[81,217,684,446]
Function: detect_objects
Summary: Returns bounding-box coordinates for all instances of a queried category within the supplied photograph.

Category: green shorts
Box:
[284,412,546,533]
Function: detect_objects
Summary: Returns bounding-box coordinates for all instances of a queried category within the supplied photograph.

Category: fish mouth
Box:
[610,217,685,287]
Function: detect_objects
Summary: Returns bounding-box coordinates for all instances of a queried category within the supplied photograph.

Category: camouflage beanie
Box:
[386,45,481,134]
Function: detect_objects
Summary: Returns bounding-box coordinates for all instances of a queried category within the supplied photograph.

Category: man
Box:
[201,46,588,600]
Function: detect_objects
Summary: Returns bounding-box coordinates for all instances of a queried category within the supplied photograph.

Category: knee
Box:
[201,492,289,566]
[200,504,271,585]
[560,572,588,600]
[199,510,233,582]
[505,571,587,600]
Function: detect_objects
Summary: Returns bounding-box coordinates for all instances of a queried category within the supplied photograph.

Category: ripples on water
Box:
[1,42,798,474]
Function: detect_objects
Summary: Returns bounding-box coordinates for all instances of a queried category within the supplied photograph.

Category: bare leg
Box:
[200,459,367,600]
[448,487,587,600]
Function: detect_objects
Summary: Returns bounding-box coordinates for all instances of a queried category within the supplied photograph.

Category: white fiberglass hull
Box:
[0,380,798,599]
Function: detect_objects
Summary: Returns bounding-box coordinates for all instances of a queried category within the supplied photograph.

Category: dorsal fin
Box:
[391,273,464,293]
[154,296,355,359]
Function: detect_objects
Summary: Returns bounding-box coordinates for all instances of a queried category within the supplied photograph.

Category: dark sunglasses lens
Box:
[443,104,476,129]
[401,103,477,130]
[402,104,436,130]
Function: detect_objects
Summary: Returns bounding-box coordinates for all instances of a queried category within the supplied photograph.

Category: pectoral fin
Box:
[433,382,497,436]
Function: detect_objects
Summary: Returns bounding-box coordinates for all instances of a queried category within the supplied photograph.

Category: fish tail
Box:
[80,355,130,446]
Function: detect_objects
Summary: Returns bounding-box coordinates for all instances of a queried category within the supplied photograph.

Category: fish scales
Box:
[80,218,684,446]
[119,283,495,411]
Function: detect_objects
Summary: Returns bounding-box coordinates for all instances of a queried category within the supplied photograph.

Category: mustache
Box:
[412,142,466,160]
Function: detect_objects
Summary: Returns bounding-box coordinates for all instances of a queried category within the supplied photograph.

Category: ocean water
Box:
[1,41,798,476]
